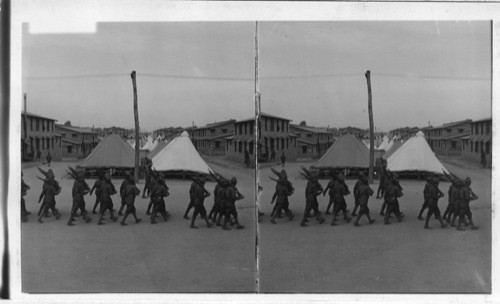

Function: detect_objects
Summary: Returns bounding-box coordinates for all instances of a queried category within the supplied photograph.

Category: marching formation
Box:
[21,165,245,231]
[265,160,479,231]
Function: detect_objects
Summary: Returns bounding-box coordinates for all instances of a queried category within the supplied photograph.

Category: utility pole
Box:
[366,70,375,184]
[23,93,27,159]
[131,71,140,183]
[254,20,261,294]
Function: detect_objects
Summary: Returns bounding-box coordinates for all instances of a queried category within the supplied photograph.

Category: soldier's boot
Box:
[97,214,105,225]
[183,207,191,220]
[286,210,295,221]
[110,211,118,222]
[438,216,447,229]
[204,216,213,228]
[234,218,244,229]
[354,213,363,226]
[468,217,479,230]
[120,212,129,225]
[190,215,198,229]
[456,219,465,231]
[92,201,99,214]
[118,204,125,216]
[384,213,391,225]
[417,206,425,221]
[450,214,457,227]
[222,218,231,230]
[54,209,61,220]
[84,214,92,223]
[343,212,351,223]
[351,205,358,217]
[368,215,375,225]
[325,202,333,215]
[67,215,75,226]
[300,217,308,227]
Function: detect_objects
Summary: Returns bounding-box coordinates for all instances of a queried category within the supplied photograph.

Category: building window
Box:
[270,119,274,132]
[486,142,490,154]
[470,141,473,152]
[215,141,220,149]
[239,124,242,135]
[68,146,72,153]
[451,141,456,149]
[481,123,484,135]
[234,142,236,152]
[30,117,33,131]
[52,138,54,149]
[36,118,39,131]
[486,123,490,135]
[302,146,307,154]
[264,118,268,132]
[458,129,463,133]
[281,138,285,149]
[238,142,242,153]
[286,138,289,149]
[222,129,227,134]
[307,133,312,138]
[245,123,247,135]
[475,142,478,153]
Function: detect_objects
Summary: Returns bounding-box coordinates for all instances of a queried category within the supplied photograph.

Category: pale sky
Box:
[22,21,491,132]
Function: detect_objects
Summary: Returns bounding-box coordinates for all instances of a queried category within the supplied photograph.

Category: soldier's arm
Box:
[323,182,331,196]
[38,189,46,203]
[271,189,278,204]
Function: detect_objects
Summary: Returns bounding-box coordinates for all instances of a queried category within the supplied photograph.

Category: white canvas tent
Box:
[387,131,449,174]
[152,131,212,174]
[78,133,135,168]
[377,135,393,151]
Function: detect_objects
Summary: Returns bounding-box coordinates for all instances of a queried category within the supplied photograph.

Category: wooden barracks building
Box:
[188,119,235,157]
[55,124,99,159]
[290,123,336,160]
[21,112,63,162]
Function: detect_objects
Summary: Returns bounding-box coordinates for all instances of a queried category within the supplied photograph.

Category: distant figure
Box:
[280,152,286,167]
[481,149,487,168]
[37,150,41,160]
[244,150,250,168]
[270,149,276,161]
[46,152,52,167]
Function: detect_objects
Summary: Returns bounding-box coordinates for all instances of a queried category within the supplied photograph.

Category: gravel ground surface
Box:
[21,160,256,293]
[257,158,491,293]
[20,156,491,294]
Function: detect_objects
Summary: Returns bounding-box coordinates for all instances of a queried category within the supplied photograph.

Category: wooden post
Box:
[131,71,140,183]
[366,70,375,184]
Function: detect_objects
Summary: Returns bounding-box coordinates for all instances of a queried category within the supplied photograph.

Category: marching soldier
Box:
[323,171,336,215]
[456,177,479,231]
[97,173,119,225]
[215,182,229,226]
[417,178,433,220]
[118,172,132,216]
[222,177,245,230]
[67,170,92,226]
[351,172,365,217]
[270,170,294,224]
[120,176,142,226]
[442,183,457,224]
[330,173,351,226]
[21,172,30,222]
[150,174,170,224]
[376,158,387,199]
[190,177,213,229]
[353,173,375,226]
[423,177,447,229]
[183,179,197,220]
[37,169,62,223]
[90,171,104,214]
[383,176,403,225]
[300,172,325,227]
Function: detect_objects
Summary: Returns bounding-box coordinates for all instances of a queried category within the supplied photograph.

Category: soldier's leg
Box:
[300,203,312,227]
[121,207,130,225]
[37,203,51,223]
[465,206,478,230]
[424,205,433,229]
[380,200,387,215]
[222,207,233,230]
[190,206,200,228]
[200,206,212,227]
[233,209,244,229]
[271,204,284,224]
[118,200,126,215]
[270,203,279,218]
[384,204,395,224]
[418,200,428,220]
[351,202,359,217]
[325,197,334,215]
[183,200,194,219]
[92,197,100,214]
[67,201,79,226]
[131,206,141,223]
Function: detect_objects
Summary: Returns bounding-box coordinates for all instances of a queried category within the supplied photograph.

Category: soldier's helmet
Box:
[77,169,85,178]
[47,169,54,179]
[465,177,471,186]
[200,176,206,184]
[280,170,288,180]
[231,177,237,185]
[337,172,345,182]
[104,172,111,181]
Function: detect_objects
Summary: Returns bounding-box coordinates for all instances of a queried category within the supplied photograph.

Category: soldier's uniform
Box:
[37,177,61,223]
[331,176,351,225]
[118,174,131,216]
[383,180,403,224]
[300,177,325,227]
[97,175,118,225]
[183,180,197,219]
[351,177,364,217]
[190,178,213,229]
[215,184,228,226]
[90,175,103,214]
[150,179,170,224]
[120,179,141,225]
[270,181,294,224]
[142,160,152,198]
[67,174,92,225]
[442,184,456,224]
[323,174,336,215]
[222,178,244,230]
[456,178,479,231]
[353,174,375,226]
[418,181,433,220]
[423,179,447,229]
[376,161,387,199]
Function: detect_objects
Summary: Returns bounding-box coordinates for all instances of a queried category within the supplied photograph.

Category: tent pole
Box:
[366,70,375,184]
[131,71,140,183]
